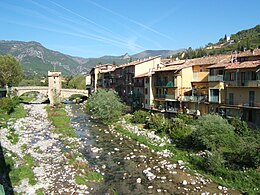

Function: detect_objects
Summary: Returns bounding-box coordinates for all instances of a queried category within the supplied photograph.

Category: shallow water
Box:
[69,104,240,195]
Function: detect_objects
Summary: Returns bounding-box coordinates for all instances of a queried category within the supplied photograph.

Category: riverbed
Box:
[0,103,240,194]
[67,104,239,195]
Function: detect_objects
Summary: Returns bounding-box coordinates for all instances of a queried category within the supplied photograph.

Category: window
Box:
[230,72,236,81]
[249,91,255,106]
[229,93,234,105]
[145,88,148,95]
[146,77,149,84]
[218,70,224,75]
[250,71,256,80]
[200,65,203,72]
[145,99,148,104]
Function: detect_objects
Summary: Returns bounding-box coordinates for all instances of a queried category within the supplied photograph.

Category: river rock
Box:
[136,178,142,183]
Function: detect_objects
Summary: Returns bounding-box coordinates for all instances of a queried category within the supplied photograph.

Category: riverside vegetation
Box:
[0,96,103,194]
[86,89,260,194]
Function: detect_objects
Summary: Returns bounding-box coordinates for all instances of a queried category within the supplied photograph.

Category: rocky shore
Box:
[0,104,90,194]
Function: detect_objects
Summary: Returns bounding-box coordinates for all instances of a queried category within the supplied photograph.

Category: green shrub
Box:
[168,118,193,140]
[0,97,19,114]
[145,113,169,134]
[176,114,194,125]
[131,110,150,124]
[224,136,260,169]
[86,89,127,124]
[229,117,250,136]
[191,114,238,151]
[202,150,225,175]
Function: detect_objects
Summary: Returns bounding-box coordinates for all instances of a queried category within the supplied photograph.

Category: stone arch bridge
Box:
[12,86,88,102]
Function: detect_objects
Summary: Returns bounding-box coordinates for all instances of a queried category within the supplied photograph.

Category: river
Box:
[67,104,239,195]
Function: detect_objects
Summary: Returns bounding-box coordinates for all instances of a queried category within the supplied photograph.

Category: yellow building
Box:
[90,64,115,92]
[152,61,193,113]
[223,60,260,125]
[207,49,260,126]
[183,56,230,115]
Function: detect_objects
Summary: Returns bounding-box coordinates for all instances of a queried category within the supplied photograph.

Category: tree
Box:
[68,75,85,89]
[0,55,22,87]
[191,114,238,151]
[85,89,127,124]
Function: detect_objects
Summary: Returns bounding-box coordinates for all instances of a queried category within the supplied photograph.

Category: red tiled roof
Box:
[207,63,229,69]
[184,55,231,66]
[118,56,160,68]
[155,64,191,72]
[164,60,186,66]
[225,60,260,70]
[237,49,260,57]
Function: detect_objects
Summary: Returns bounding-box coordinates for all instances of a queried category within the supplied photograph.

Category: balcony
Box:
[134,81,144,87]
[165,94,176,100]
[182,96,207,102]
[155,81,176,87]
[225,80,260,87]
[155,94,176,100]
[208,75,224,82]
[209,95,219,103]
[224,99,260,108]
[166,107,179,113]
[155,94,166,99]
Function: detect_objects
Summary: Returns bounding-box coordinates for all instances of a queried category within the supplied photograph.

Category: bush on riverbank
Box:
[86,89,127,124]
[131,110,150,124]
[0,96,26,128]
[0,97,19,115]
[145,113,192,140]
[120,112,260,194]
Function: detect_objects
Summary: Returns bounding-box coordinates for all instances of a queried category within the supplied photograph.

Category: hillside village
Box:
[89,49,260,127]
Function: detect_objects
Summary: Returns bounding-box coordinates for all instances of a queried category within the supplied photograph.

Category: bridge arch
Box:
[12,87,88,103]
[12,86,48,97]
[60,89,89,100]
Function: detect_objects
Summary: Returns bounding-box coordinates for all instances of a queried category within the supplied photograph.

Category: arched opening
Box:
[63,94,88,104]
[19,91,48,104]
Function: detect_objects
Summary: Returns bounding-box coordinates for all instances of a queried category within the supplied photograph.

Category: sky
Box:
[0,0,259,58]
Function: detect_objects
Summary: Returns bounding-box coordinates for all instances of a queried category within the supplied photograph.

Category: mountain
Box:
[0,40,90,76]
[0,40,183,76]
[132,49,184,59]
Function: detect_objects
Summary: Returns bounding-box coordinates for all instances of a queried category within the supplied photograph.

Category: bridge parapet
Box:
[11,86,88,101]
[60,89,88,99]
[12,86,49,96]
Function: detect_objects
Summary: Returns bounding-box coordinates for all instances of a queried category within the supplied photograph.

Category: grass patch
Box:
[2,149,37,186]
[35,188,44,195]
[75,171,103,185]
[0,104,27,128]
[6,128,19,144]
[86,171,103,182]
[21,144,28,152]
[10,165,37,186]
[46,105,76,138]
[9,104,27,119]
[75,175,86,185]
[114,124,165,152]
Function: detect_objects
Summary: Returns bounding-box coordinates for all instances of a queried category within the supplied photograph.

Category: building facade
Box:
[89,49,260,126]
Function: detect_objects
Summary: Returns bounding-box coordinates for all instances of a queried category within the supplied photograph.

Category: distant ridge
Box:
[132,49,184,59]
[1,25,258,76]
[0,40,182,75]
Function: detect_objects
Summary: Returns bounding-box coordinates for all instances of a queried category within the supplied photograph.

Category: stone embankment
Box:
[0,104,90,194]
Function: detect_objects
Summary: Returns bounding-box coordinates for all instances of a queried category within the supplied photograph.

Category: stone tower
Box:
[48,71,61,106]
